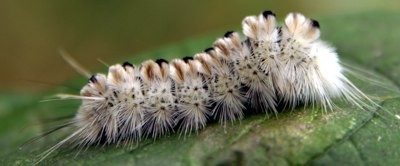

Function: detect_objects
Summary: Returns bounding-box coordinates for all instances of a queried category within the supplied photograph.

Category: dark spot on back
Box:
[89,75,97,83]
[262,10,276,18]
[182,56,193,63]
[311,19,320,28]
[204,47,214,53]
[122,62,133,68]
[224,31,234,38]
[155,59,168,66]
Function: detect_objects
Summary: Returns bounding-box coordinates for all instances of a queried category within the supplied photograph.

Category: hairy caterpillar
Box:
[37,10,379,162]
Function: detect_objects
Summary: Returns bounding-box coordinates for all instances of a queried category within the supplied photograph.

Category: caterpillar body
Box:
[40,10,375,159]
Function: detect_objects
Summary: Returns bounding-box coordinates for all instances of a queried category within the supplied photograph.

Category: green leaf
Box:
[1,10,400,165]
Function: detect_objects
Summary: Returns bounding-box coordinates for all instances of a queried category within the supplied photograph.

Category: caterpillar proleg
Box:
[36,10,381,162]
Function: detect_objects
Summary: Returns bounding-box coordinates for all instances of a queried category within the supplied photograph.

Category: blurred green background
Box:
[1,0,399,93]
